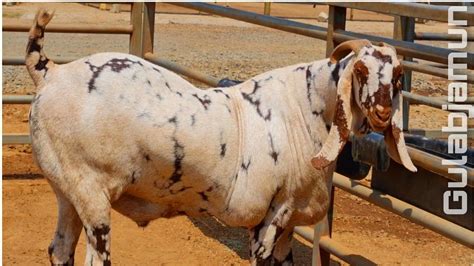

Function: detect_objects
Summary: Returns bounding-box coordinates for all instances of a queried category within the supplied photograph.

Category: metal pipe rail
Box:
[2,95,34,104]
[407,145,474,187]
[401,60,474,85]
[434,96,474,105]
[332,173,474,248]
[3,56,75,66]
[145,53,220,87]
[3,134,31,144]
[408,128,474,139]
[169,2,327,40]
[328,2,474,25]
[3,23,133,34]
[401,91,471,115]
[415,32,474,42]
[333,30,474,70]
[169,2,474,71]
[294,227,377,265]
[6,4,472,79]
[401,90,445,109]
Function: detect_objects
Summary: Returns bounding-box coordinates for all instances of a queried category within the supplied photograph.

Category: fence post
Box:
[130,3,155,58]
[312,187,335,266]
[326,6,347,57]
[393,16,415,131]
[317,6,347,266]
[143,2,156,56]
[264,2,271,16]
[130,2,144,57]
[110,4,121,13]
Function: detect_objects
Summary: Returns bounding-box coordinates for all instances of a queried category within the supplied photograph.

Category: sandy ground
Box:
[3,2,473,265]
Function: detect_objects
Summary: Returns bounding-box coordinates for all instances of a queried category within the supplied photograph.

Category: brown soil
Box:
[3,3,473,265]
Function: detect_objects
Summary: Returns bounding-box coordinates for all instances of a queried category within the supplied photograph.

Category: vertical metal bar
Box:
[317,6,346,266]
[264,2,271,16]
[129,2,144,56]
[312,215,328,266]
[312,186,335,266]
[393,16,415,131]
[326,6,347,57]
[143,2,156,55]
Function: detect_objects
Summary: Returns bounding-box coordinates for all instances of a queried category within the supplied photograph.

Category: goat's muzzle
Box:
[368,106,391,132]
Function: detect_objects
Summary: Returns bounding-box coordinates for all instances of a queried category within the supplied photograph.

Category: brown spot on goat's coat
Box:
[372,49,392,64]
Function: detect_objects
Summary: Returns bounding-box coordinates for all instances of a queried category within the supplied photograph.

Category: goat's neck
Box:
[290,57,352,148]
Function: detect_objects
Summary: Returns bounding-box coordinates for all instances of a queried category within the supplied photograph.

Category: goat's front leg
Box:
[49,188,83,266]
[249,203,293,266]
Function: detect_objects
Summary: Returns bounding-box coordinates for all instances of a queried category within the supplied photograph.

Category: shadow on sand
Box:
[190,216,341,265]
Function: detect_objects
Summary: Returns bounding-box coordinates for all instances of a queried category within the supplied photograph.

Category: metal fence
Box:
[3,2,473,265]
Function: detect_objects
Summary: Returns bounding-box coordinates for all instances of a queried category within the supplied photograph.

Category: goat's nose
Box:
[375,105,391,121]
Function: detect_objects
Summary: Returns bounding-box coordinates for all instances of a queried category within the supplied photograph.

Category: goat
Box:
[26,10,416,266]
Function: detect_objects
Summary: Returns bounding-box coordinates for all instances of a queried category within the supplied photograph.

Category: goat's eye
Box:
[394,73,402,82]
[392,74,403,94]
[355,68,362,76]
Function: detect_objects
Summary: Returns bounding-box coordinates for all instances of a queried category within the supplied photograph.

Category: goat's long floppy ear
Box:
[311,60,355,169]
[384,91,417,172]
[311,40,372,170]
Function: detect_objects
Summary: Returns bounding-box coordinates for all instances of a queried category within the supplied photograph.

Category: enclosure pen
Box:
[2,2,473,265]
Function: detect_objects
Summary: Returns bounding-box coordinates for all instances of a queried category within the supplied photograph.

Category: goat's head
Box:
[312,39,417,172]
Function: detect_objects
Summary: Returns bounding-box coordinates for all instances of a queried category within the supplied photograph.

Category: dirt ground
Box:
[3,3,473,265]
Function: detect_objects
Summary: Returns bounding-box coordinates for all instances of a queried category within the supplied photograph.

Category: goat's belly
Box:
[122,168,271,228]
[123,166,227,215]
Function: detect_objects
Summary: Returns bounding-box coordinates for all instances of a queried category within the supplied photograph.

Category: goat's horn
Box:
[378,42,397,53]
[330,39,372,64]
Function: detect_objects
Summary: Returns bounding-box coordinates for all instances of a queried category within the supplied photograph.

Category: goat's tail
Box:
[25,9,55,87]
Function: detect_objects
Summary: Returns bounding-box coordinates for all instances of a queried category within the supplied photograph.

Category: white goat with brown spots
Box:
[27,10,416,266]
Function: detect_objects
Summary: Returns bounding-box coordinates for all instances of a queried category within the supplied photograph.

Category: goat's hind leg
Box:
[73,186,112,266]
[49,187,83,266]
[53,173,114,266]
